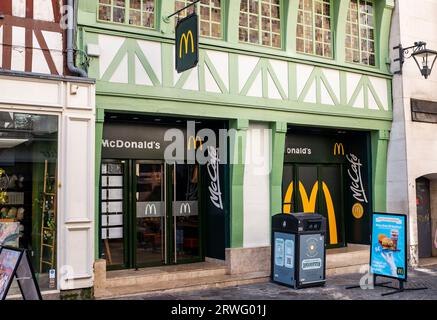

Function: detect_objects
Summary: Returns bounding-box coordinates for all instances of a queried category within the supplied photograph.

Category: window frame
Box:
[296,0,334,59]
[175,0,225,40]
[238,0,284,50]
[97,0,157,31]
[345,0,377,67]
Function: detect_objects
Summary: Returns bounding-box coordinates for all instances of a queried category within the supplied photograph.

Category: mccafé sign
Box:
[175,13,199,73]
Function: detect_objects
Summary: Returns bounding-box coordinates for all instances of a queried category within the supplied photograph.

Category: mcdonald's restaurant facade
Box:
[75,0,394,292]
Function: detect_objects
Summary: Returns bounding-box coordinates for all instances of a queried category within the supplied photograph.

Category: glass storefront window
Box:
[0,111,58,292]
[176,0,223,39]
[98,0,156,29]
[239,0,282,48]
[296,0,333,58]
[345,0,376,66]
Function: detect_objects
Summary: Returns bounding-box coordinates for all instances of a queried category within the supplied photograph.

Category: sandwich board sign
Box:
[0,246,42,300]
[347,213,427,296]
[175,13,199,73]
[370,213,407,281]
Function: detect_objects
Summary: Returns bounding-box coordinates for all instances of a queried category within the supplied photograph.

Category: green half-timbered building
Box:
[76,0,394,283]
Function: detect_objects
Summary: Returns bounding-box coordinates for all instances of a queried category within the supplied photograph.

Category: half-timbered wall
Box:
[0,0,64,75]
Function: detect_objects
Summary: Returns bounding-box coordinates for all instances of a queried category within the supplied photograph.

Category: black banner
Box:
[344,132,371,245]
[203,146,226,260]
[102,122,187,160]
[284,133,346,164]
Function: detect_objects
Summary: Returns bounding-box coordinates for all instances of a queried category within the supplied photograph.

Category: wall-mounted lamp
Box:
[394,42,437,79]
[0,13,5,19]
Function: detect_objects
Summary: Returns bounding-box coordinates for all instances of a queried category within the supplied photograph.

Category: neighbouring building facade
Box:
[388,0,437,266]
[0,0,95,293]
[76,0,394,294]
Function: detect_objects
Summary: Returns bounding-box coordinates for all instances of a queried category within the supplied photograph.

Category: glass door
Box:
[101,160,127,269]
[135,161,166,267]
[171,164,201,263]
[282,164,345,248]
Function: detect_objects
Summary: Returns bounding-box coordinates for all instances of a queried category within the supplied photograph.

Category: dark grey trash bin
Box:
[271,213,327,289]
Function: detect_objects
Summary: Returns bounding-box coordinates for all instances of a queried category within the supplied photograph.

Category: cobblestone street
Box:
[118,265,437,300]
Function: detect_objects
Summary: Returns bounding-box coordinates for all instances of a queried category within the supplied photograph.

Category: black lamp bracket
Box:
[393,41,427,74]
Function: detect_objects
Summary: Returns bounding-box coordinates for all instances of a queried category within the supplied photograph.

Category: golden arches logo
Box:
[283,181,338,245]
[179,31,195,58]
[352,202,364,219]
[187,136,203,151]
[333,143,344,156]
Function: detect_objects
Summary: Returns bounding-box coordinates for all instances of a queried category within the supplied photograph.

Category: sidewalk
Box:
[116,265,437,300]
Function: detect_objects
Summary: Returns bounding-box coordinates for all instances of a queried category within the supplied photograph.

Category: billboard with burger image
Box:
[370,213,407,280]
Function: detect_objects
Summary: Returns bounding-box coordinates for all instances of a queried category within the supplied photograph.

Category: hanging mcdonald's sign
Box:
[175,13,199,73]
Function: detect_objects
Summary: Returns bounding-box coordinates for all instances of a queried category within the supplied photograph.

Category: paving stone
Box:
[116,265,437,300]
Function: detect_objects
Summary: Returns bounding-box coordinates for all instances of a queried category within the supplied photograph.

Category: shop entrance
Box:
[101,160,201,270]
[282,164,344,247]
[282,128,372,249]
[416,177,432,258]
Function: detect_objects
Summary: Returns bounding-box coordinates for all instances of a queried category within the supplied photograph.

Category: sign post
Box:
[346,213,427,296]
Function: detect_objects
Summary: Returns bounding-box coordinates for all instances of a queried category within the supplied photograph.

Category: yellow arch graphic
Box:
[187,136,203,151]
[282,180,339,245]
[283,182,293,214]
[299,181,318,213]
[322,181,338,245]
[179,31,195,58]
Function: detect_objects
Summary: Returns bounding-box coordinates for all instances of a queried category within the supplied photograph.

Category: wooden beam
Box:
[34,29,59,75]
[0,0,12,16]
[25,0,34,72]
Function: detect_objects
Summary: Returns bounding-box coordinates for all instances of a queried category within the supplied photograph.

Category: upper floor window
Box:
[345,0,375,66]
[176,0,222,39]
[296,0,332,58]
[98,0,156,29]
[239,0,281,49]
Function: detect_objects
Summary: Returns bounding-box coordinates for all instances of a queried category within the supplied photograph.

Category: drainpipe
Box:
[67,0,87,77]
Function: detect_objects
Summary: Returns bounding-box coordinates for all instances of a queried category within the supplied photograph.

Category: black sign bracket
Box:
[165,0,200,23]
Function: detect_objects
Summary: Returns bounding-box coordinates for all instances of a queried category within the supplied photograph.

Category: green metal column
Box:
[95,108,105,259]
[270,122,287,216]
[371,129,390,212]
[229,119,248,248]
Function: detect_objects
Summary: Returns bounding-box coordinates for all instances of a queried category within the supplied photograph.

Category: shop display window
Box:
[0,111,58,292]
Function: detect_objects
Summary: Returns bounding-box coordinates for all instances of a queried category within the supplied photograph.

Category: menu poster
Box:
[0,247,21,300]
[370,213,407,281]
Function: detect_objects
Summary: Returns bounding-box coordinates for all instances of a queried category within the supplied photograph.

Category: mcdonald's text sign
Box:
[175,13,199,73]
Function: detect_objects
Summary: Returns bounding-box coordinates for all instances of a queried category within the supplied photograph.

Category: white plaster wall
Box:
[388,0,437,264]
[11,26,25,72]
[243,123,271,248]
[12,0,26,18]
[33,0,55,22]
[0,75,96,290]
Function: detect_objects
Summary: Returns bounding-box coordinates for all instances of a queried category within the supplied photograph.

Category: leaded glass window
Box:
[175,0,222,39]
[239,0,282,48]
[345,0,376,66]
[98,0,155,29]
[296,0,332,58]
